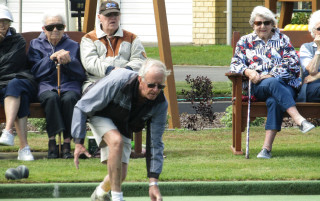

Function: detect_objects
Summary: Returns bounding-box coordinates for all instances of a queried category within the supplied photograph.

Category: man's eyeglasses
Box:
[147,83,166,90]
[253,21,271,26]
[44,24,65,31]
[105,12,120,17]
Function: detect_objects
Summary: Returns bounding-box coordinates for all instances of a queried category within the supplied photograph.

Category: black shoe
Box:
[48,139,58,159]
[62,143,73,159]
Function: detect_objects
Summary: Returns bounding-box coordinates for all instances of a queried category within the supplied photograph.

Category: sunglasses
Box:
[316,27,320,31]
[253,21,272,26]
[105,12,120,17]
[44,24,65,31]
[147,83,166,90]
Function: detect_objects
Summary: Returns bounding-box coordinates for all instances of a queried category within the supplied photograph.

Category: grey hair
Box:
[249,6,277,27]
[308,10,320,38]
[138,59,171,81]
[42,10,66,25]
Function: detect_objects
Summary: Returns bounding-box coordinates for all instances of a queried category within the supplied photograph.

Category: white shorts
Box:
[88,116,131,164]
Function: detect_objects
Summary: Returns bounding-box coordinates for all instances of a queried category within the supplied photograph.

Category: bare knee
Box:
[104,130,123,151]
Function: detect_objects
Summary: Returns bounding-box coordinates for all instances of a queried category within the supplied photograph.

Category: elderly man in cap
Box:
[72,59,168,201]
[0,5,37,161]
[80,0,147,91]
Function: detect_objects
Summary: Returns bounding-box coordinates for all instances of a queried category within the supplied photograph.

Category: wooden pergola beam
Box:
[153,0,180,129]
[83,0,97,33]
[83,0,180,129]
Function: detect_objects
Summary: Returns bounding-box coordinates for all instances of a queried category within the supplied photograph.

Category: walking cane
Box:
[55,61,62,158]
[245,80,252,159]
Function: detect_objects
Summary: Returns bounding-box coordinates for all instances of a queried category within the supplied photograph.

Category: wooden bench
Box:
[0,31,143,158]
[226,30,320,155]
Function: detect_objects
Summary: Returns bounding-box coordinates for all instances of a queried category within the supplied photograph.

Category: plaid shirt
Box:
[230,29,301,90]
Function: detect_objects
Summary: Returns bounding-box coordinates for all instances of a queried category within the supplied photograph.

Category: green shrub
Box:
[291,12,311,24]
[221,105,265,127]
[220,105,233,127]
[28,118,46,134]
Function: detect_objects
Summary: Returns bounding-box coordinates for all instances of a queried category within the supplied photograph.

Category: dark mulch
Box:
[180,113,320,130]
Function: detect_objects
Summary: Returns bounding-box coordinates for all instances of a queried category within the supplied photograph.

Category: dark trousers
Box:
[39,90,80,139]
[252,77,296,131]
[306,79,320,102]
[0,78,36,118]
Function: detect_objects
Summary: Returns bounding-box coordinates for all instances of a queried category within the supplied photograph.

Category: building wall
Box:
[232,0,264,36]
[193,0,264,45]
[121,0,193,43]
[4,0,67,32]
[2,0,193,44]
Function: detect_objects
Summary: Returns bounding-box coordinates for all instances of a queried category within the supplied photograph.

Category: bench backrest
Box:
[232,30,313,55]
[21,31,86,51]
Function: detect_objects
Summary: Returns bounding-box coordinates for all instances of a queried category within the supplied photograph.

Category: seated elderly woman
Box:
[230,6,315,159]
[27,11,86,159]
[0,5,37,161]
[299,10,320,102]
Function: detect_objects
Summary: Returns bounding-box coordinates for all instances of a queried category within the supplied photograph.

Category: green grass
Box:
[145,45,233,97]
[175,81,232,97]
[145,45,233,66]
[1,127,320,183]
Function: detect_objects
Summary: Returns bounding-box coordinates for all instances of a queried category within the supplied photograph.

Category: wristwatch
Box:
[315,50,320,55]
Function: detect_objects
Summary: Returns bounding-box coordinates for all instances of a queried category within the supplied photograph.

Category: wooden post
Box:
[265,0,277,14]
[265,0,320,28]
[153,0,181,129]
[83,0,97,33]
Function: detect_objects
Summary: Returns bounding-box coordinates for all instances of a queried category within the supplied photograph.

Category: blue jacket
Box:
[72,69,168,179]
[27,32,86,96]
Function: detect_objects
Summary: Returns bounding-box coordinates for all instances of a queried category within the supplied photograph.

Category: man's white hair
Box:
[249,6,277,27]
[138,59,171,80]
[42,10,66,25]
[308,10,320,38]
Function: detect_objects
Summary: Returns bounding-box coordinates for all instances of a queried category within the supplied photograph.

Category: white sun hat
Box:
[0,5,13,21]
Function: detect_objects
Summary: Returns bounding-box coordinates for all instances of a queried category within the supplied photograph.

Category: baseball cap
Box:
[99,1,120,16]
[0,5,13,21]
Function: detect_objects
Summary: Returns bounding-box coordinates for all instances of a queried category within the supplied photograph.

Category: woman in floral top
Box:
[230,6,314,159]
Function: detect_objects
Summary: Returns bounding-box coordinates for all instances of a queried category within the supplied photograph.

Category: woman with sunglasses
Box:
[230,6,315,159]
[299,10,320,103]
[80,0,147,92]
[27,11,86,159]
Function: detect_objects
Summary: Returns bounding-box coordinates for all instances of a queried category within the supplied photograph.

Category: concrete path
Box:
[173,65,231,114]
[173,65,229,82]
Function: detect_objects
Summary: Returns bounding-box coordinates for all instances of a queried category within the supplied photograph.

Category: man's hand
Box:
[149,185,162,201]
[50,49,71,65]
[73,144,92,169]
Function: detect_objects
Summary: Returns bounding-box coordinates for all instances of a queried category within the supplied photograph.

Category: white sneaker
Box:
[0,129,14,146]
[18,146,34,161]
[91,186,111,201]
